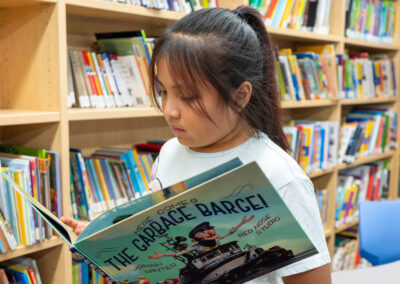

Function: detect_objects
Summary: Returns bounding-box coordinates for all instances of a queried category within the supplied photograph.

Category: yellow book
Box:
[360,121,374,156]
[349,183,359,217]
[132,149,149,191]
[280,0,294,28]
[339,186,353,221]
[93,159,113,209]
[14,171,28,246]
[293,0,307,30]
[279,48,293,56]
[288,0,301,29]
[295,44,336,56]
[299,126,312,173]
[356,61,363,98]
[140,153,152,183]
[374,61,382,95]
[288,55,305,100]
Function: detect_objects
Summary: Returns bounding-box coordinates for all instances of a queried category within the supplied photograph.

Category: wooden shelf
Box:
[335,218,359,234]
[340,97,396,105]
[281,99,337,109]
[68,107,163,121]
[0,0,56,7]
[308,167,335,179]
[66,0,184,25]
[0,110,60,126]
[267,26,341,43]
[337,151,395,170]
[344,38,399,51]
[0,237,64,262]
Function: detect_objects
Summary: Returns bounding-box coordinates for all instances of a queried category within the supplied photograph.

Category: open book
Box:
[2,159,318,284]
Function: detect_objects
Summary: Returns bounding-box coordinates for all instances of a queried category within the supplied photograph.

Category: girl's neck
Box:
[189,122,255,153]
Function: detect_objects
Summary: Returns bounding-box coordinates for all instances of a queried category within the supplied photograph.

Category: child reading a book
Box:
[62,5,331,284]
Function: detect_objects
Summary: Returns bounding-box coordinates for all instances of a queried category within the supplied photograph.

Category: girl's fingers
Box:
[60,216,79,229]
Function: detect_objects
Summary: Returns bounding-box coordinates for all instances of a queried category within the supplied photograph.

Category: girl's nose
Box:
[163,98,180,119]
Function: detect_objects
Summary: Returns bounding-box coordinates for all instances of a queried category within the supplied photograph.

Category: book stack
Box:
[337,53,397,99]
[283,120,339,174]
[68,30,154,108]
[0,146,61,251]
[333,229,372,272]
[102,0,218,12]
[250,0,332,34]
[338,106,397,164]
[72,261,110,284]
[336,161,390,227]
[275,45,338,101]
[70,144,161,221]
[345,0,397,44]
[315,189,329,227]
[0,256,43,284]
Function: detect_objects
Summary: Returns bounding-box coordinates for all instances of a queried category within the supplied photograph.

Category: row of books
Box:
[345,0,397,44]
[68,30,153,108]
[73,261,116,284]
[275,44,397,102]
[250,0,332,34]
[338,106,397,164]
[337,53,397,100]
[70,144,160,221]
[315,189,329,227]
[333,231,372,271]
[284,121,339,174]
[103,0,218,13]
[276,46,338,101]
[0,146,61,251]
[336,161,390,227]
[0,256,43,284]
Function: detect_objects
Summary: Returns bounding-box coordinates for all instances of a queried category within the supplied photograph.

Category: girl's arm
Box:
[283,263,331,284]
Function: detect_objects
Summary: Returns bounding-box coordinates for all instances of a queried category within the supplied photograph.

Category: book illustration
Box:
[1,160,317,284]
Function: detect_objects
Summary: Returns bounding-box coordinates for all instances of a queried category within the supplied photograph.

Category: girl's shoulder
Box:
[245,134,309,190]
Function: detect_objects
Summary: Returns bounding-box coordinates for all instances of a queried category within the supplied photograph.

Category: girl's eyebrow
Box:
[155,76,186,90]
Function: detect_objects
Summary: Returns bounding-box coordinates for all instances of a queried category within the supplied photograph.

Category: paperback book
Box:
[1,159,318,284]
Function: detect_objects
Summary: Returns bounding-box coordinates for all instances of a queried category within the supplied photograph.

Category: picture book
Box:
[1,158,318,284]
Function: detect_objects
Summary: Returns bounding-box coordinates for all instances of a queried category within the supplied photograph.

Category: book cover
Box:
[2,159,317,284]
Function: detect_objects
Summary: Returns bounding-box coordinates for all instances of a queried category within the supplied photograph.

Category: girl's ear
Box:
[234,81,252,111]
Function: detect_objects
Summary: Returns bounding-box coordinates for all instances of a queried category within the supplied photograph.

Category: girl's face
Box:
[156,58,251,153]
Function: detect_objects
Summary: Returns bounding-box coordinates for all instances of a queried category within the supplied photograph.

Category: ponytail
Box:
[233,6,289,151]
[150,6,290,151]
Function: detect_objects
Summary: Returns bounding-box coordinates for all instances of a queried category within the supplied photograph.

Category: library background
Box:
[0,0,399,283]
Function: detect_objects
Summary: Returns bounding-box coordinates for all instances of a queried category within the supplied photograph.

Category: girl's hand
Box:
[60,216,89,236]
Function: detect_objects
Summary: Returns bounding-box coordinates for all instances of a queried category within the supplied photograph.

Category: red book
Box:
[27,267,38,284]
[365,165,376,201]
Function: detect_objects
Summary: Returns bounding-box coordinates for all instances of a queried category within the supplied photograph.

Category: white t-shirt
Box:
[149,132,331,283]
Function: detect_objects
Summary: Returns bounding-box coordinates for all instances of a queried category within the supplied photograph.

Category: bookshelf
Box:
[0,0,399,282]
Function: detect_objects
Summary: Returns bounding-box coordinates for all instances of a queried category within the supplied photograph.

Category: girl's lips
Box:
[172,127,185,134]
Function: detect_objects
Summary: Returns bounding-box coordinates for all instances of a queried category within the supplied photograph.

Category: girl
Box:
[62,5,331,284]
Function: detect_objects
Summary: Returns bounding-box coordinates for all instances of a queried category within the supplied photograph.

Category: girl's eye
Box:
[160,90,167,96]
[181,96,195,102]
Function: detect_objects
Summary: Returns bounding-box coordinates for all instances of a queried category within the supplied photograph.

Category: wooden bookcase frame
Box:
[0,0,399,282]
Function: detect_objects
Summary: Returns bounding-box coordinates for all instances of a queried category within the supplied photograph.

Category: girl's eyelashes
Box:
[181,96,195,102]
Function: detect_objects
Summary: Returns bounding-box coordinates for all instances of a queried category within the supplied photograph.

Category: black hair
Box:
[149,5,289,151]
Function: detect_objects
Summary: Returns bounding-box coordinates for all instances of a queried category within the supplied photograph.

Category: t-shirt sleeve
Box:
[246,179,331,283]
[148,157,163,191]
[275,178,331,277]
